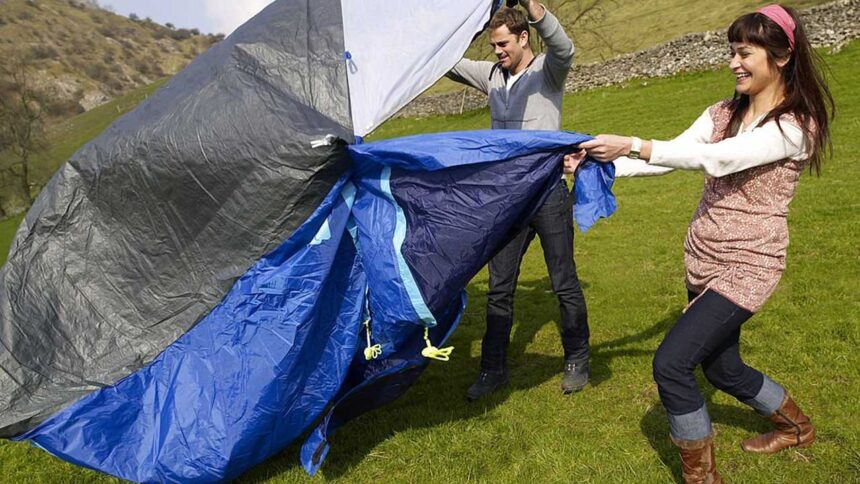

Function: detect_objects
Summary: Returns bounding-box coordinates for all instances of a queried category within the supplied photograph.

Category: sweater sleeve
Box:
[530,8,574,89]
[614,108,713,177]
[446,58,494,94]
[613,157,674,177]
[649,119,807,178]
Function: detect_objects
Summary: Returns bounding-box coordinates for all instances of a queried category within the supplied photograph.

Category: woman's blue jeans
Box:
[653,289,786,441]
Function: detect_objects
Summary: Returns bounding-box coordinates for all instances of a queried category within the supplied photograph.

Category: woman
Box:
[574,4,834,482]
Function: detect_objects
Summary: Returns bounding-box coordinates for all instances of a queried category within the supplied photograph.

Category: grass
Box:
[1,41,859,483]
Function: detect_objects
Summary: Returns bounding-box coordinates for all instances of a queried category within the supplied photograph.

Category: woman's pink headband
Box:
[757,4,796,49]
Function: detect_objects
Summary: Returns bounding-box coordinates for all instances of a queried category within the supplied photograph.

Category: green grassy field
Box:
[1,42,858,483]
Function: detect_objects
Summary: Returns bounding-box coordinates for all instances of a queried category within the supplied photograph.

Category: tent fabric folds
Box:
[0,0,619,481]
[0,0,353,439]
[12,130,607,482]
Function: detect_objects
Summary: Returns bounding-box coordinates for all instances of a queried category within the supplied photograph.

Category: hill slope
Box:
[0,0,220,113]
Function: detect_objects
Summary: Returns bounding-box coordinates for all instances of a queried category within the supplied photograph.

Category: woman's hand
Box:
[579,135,634,162]
[563,149,586,174]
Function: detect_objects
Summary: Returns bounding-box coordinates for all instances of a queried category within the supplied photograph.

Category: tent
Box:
[0,1,615,481]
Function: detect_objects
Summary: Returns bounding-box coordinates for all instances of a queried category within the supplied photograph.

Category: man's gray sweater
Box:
[446,9,574,130]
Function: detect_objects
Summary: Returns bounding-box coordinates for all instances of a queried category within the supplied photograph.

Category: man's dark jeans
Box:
[481,180,589,372]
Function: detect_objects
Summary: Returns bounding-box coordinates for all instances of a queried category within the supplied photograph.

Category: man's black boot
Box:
[466,369,509,402]
[561,359,588,394]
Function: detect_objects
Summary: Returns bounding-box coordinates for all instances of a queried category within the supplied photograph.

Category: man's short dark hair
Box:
[488,7,530,38]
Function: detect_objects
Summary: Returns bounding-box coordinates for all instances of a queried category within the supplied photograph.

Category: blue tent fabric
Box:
[574,159,617,232]
[299,130,613,473]
[349,130,617,232]
[16,174,367,483]
[0,0,354,439]
[12,130,615,481]
[1,0,625,480]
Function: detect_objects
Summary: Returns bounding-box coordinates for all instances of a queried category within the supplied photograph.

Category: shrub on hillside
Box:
[105,77,124,92]
[68,42,85,56]
[30,45,59,60]
[44,97,84,117]
[17,11,34,21]
[170,29,193,41]
[83,62,109,82]
[98,25,122,39]
[131,57,151,76]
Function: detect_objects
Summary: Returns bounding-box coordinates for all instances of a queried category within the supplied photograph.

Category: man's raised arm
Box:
[525,1,574,89]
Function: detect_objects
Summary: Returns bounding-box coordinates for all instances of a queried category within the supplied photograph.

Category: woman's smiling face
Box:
[729,41,786,97]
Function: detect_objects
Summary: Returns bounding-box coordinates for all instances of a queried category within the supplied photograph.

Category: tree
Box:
[0,54,49,207]
[537,0,622,60]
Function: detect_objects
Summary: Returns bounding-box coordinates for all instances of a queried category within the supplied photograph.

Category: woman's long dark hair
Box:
[726,5,835,174]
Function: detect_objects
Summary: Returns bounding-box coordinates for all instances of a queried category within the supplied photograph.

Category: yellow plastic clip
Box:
[363,319,382,361]
[421,327,454,362]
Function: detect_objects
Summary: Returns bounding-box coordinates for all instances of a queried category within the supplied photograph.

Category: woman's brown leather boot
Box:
[741,394,815,454]
[671,433,722,484]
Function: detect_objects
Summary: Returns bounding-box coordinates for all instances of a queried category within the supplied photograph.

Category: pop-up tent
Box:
[0,1,615,482]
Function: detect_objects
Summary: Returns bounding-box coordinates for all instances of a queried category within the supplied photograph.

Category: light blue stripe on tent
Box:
[379,166,436,326]
[342,182,359,244]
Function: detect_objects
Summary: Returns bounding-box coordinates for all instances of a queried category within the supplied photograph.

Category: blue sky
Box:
[102,0,274,34]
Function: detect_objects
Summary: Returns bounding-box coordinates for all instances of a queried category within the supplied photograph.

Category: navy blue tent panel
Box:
[392,150,566,316]
[300,130,611,474]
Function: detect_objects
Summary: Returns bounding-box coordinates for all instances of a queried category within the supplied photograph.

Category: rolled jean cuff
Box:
[668,405,712,441]
[742,375,785,416]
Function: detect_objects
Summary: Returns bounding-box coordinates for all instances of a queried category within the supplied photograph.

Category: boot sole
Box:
[561,381,588,395]
[740,438,815,453]
[466,381,509,402]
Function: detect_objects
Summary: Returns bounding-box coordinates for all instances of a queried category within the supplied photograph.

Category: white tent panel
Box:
[342,0,494,137]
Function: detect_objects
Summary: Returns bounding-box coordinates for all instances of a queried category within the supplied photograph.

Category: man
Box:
[447,0,589,400]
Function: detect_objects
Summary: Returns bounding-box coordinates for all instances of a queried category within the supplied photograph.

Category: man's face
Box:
[489,25,528,71]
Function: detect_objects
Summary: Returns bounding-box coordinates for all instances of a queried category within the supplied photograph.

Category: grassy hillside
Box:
[0,38,857,483]
[0,0,218,112]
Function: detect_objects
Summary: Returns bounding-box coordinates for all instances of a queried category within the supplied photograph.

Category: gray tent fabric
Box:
[0,0,353,437]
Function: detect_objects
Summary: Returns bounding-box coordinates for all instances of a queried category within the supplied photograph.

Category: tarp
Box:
[0,0,353,438]
[0,0,618,481]
[14,130,603,482]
